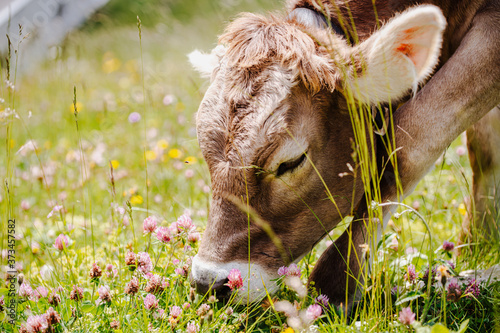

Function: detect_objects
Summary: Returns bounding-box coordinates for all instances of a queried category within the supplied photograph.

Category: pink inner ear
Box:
[395,26,436,76]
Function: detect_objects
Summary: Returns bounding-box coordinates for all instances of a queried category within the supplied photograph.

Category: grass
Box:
[1,0,499,332]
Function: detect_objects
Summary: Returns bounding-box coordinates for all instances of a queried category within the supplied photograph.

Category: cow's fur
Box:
[190,0,500,307]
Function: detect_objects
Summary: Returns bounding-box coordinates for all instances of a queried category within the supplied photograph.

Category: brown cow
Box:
[189,0,500,307]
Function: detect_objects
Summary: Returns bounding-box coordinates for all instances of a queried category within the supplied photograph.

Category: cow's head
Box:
[189,5,445,302]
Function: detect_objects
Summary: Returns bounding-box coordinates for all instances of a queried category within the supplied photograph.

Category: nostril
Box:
[193,277,232,299]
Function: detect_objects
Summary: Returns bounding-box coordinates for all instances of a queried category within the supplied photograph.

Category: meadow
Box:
[1,0,499,332]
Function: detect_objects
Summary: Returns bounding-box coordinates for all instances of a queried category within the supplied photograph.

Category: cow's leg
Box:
[308,216,368,313]
[464,105,500,243]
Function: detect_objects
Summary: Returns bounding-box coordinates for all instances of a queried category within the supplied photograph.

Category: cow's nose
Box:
[192,277,232,299]
[190,255,233,299]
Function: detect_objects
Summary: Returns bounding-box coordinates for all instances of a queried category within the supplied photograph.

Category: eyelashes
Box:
[276,153,307,177]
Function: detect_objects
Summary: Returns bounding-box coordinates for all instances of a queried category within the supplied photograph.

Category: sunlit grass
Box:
[0,0,499,332]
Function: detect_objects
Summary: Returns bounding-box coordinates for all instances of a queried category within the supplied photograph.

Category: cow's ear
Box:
[188,45,226,78]
[346,5,446,104]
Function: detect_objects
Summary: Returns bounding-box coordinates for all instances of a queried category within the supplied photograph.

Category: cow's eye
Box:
[276,153,307,177]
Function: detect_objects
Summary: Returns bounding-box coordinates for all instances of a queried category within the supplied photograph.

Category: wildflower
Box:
[168,148,183,159]
[125,251,137,268]
[47,205,63,218]
[145,274,168,294]
[143,216,157,234]
[196,303,210,316]
[26,314,49,333]
[45,307,61,326]
[19,282,33,299]
[48,292,61,307]
[130,194,143,205]
[170,305,182,318]
[316,294,329,308]
[399,307,415,325]
[286,263,301,277]
[186,321,199,333]
[456,145,467,156]
[422,266,437,284]
[183,302,191,310]
[53,234,69,251]
[125,277,139,295]
[157,139,169,150]
[21,200,30,210]
[70,285,84,301]
[98,285,112,303]
[177,214,194,231]
[0,296,4,311]
[34,286,49,299]
[285,276,307,298]
[110,320,120,329]
[405,247,418,255]
[447,279,462,302]
[389,237,399,251]
[145,150,157,161]
[225,269,243,291]
[458,203,467,216]
[442,240,455,252]
[188,231,200,243]
[137,252,153,274]
[175,267,187,277]
[306,304,322,321]
[226,307,234,316]
[436,265,449,286]
[144,294,158,310]
[275,300,299,318]
[19,325,28,333]
[128,112,141,123]
[156,227,171,243]
[31,241,41,254]
[278,266,288,276]
[163,94,176,106]
[465,278,480,299]
[105,265,118,279]
[404,264,417,283]
[89,263,103,281]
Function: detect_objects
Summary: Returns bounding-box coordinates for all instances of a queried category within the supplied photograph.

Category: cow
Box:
[188,0,500,308]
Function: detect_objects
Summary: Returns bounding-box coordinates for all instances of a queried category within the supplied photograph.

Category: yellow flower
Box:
[129,188,136,195]
[283,328,294,333]
[71,102,83,113]
[145,150,157,161]
[110,160,120,169]
[130,195,143,205]
[458,203,467,216]
[102,52,122,73]
[168,148,183,159]
[156,139,169,150]
[44,141,51,149]
[185,156,198,164]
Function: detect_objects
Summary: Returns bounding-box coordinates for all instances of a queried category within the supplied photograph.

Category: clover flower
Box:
[125,277,139,295]
[53,234,69,251]
[225,269,243,291]
[306,304,322,321]
[186,321,199,333]
[19,282,33,299]
[404,264,417,283]
[47,205,63,218]
[144,294,158,310]
[278,266,288,276]
[45,307,61,326]
[177,214,194,231]
[316,294,329,308]
[286,263,301,277]
[145,274,168,294]
[137,252,153,274]
[465,278,480,299]
[442,240,455,252]
[143,216,157,234]
[89,263,102,280]
[156,226,171,243]
[70,285,84,301]
[125,251,137,267]
[26,314,48,333]
[399,307,415,325]
[170,305,182,319]
[98,285,112,303]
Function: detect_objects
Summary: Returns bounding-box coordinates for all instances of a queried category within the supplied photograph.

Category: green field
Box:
[1,0,499,332]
